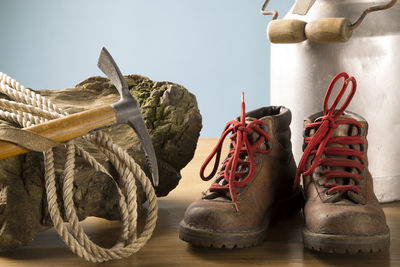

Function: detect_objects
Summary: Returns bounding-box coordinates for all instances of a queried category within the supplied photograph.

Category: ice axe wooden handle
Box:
[305,18,353,43]
[0,105,116,159]
[0,47,159,186]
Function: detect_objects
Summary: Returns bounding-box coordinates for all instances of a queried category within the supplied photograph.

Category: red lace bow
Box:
[294,72,365,196]
[200,93,271,211]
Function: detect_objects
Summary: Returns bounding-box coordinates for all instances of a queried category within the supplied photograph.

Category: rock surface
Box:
[0,74,202,251]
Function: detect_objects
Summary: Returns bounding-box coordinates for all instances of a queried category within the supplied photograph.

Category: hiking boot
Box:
[295,72,390,254]
[179,94,303,248]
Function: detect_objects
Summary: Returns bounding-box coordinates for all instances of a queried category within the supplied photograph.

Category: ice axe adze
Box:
[0,47,159,186]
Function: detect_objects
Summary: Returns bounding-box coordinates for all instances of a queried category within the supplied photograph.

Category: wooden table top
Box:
[0,138,398,266]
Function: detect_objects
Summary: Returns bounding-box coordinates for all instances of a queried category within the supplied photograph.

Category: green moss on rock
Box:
[0,74,202,252]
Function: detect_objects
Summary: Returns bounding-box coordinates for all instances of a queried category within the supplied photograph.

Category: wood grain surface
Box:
[268,19,307,44]
[0,138,398,266]
[0,105,116,159]
[305,18,353,43]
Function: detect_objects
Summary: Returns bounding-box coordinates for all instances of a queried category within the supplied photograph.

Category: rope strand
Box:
[0,73,157,262]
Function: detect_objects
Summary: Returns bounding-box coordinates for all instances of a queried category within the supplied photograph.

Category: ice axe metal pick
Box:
[0,47,159,186]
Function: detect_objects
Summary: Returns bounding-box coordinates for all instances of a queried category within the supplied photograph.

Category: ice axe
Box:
[0,47,159,186]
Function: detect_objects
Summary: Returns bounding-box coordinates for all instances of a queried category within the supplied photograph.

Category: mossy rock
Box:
[0,74,202,251]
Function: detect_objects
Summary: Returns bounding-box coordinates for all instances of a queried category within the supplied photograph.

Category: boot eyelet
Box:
[360,144,365,152]
[265,143,271,151]
[358,127,365,136]
[266,141,273,151]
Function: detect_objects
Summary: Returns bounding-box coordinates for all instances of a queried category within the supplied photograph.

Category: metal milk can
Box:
[266,0,400,202]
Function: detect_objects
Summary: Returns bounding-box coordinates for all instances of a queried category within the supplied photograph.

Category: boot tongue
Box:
[203,116,267,201]
[244,117,268,150]
[311,115,363,203]
[313,115,351,137]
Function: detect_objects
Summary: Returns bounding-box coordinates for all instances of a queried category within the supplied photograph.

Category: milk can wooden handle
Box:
[261,0,397,44]
[304,0,397,43]
[268,19,307,43]
[305,18,352,43]
[261,0,307,43]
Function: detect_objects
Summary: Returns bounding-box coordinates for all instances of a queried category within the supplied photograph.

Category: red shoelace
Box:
[294,72,365,196]
[200,93,271,211]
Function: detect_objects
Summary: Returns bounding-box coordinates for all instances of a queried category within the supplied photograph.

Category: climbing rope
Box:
[0,72,158,262]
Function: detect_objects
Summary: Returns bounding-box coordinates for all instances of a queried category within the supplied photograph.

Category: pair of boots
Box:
[179,72,390,253]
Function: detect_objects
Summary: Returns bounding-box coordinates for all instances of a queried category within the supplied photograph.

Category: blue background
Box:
[0,0,292,137]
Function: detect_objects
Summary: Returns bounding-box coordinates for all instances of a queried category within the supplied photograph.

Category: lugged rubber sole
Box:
[179,187,304,248]
[179,220,268,248]
[303,228,390,254]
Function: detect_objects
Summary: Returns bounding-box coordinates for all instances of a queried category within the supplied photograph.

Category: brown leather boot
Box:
[179,95,303,248]
[296,72,390,254]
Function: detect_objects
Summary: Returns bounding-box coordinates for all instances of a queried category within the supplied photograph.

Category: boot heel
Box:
[271,186,304,222]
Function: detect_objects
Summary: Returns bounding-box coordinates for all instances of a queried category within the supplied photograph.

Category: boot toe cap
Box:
[305,203,389,236]
[182,199,249,232]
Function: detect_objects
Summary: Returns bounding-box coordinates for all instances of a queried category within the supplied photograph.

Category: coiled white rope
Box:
[0,72,158,262]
